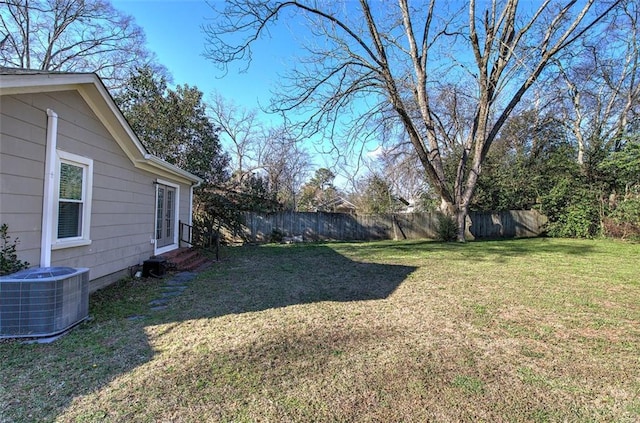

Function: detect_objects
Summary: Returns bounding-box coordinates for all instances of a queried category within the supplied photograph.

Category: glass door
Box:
[156,184,176,248]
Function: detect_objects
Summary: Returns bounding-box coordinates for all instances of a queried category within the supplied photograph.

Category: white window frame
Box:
[52,150,93,249]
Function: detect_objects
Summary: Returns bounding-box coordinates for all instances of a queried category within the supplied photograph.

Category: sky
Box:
[111,0,289,114]
[112,0,357,182]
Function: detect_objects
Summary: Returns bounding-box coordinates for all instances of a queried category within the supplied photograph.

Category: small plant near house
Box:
[0,223,30,276]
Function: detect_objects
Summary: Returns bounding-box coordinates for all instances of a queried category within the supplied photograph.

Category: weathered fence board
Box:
[468,210,547,239]
[238,210,547,243]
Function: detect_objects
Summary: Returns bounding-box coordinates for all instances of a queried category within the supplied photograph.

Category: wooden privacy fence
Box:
[237,210,547,242]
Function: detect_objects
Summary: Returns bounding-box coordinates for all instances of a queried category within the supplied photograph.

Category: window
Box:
[53,151,93,248]
[58,162,84,238]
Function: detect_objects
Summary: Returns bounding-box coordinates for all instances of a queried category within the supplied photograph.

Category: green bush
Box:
[604,197,640,240]
[0,223,30,276]
[435,213,458,242]
[538,178,600,238]
[270,229,285,243]
[546,201,600,238]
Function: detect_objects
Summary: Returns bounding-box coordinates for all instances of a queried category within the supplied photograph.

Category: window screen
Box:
[58,162,84,238]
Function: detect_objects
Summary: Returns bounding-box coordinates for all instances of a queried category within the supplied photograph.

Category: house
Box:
[0,68,202,292]
[317,196,357,214]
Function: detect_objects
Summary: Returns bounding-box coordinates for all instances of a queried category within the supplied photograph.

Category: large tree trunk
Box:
[440,199,468,242]
[455,207,468,242]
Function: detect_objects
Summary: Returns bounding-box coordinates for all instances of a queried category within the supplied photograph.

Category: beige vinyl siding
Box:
[1,90,193,290]
[0,94,47,266]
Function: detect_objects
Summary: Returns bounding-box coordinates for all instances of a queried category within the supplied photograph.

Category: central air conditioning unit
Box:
[0,267,90,338]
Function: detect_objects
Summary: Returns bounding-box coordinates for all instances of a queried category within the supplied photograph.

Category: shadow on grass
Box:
[1,239,613,421]
[0,276,162,421]
[175,243,417,319]
[0,243,416,422]
[464,237,599,258]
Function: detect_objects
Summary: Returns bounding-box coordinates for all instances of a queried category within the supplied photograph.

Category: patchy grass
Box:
[1,238,639,422]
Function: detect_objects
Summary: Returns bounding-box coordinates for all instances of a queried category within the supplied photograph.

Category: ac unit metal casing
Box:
[0,267,90,338]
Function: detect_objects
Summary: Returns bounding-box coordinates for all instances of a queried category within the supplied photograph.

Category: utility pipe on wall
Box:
[40,109,58,267]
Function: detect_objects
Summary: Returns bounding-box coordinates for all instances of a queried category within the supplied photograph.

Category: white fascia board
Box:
[140,155,203,185]
[0,72,95,95]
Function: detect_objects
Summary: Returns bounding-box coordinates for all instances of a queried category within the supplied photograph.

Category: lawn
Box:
[1,238,639,422]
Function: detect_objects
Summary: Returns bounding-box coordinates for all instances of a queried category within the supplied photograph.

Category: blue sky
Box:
[112,0,288,113]
[111,0,386,187]
[111,0,351,179]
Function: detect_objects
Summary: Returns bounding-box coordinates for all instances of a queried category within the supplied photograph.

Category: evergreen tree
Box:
[115,66,229,185]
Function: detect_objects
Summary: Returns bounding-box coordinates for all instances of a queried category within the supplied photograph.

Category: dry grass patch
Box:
[1,238,639,422]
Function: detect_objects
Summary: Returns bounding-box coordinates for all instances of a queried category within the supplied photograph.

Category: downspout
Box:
[189,179,201,226]
[40,109,58,267]
[189,184,194,227]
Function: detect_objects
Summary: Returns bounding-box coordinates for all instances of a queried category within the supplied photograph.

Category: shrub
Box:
[538,178,601,238]
[435,213,458,242]
[546,201,600,238]
[0,223,30,276]
[603,218,640,240]
[270,229,285,243]
[604,197,640,240]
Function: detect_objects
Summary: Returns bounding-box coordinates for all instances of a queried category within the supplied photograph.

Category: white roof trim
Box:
[0,71,202,185]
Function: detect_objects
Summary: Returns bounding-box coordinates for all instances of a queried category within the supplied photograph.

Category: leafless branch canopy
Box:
[204,0,623,240]
[549,0,640,164]
[0,0,157,89]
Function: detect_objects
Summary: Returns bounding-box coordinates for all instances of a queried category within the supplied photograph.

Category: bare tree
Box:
[552,0,639,165]
[260,125,312,210]
[208,94,312,209]
[0,0,156,89]
[370,145,432,211]
[204,0,622,241]
[208,93,264,181]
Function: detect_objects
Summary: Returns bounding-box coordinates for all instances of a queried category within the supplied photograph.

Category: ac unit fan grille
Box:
[0,267,90,338]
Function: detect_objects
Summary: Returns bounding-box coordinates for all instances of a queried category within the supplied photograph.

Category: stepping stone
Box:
[150,305,167,311]
[161,285,187,291]
[126,315,147,321]
[165,279,190,286]
[149,299,168,306]
[170,272,197,283]
[161,291,183,299]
